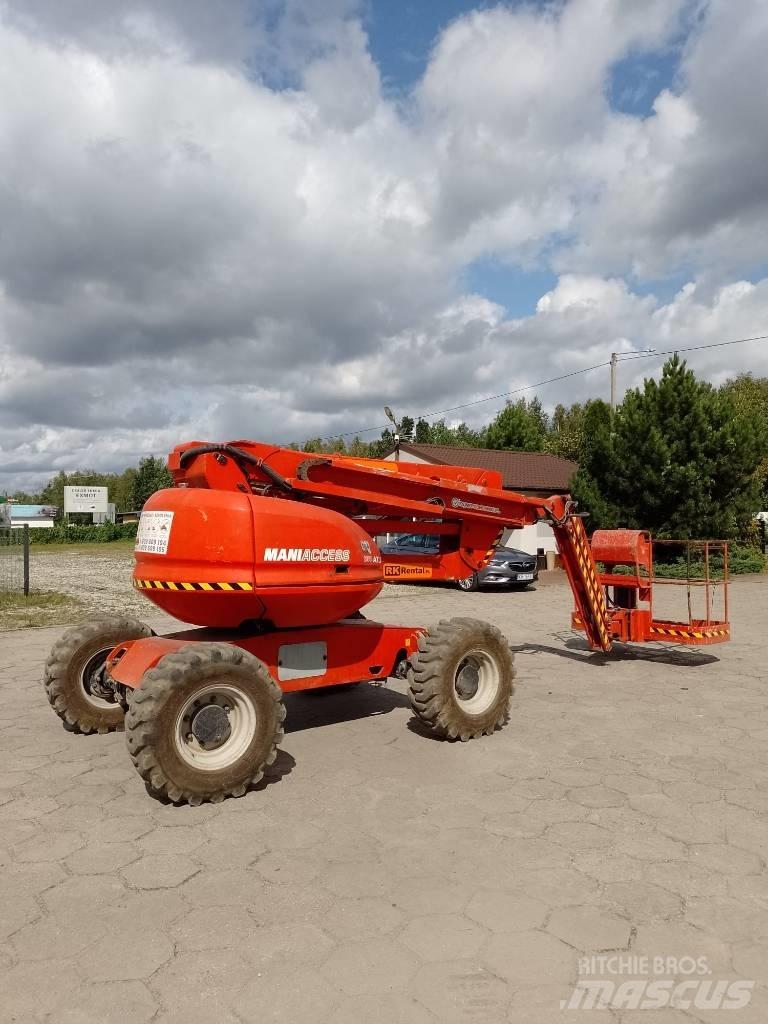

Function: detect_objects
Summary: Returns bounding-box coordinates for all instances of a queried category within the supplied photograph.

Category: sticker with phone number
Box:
[135,511,174,555]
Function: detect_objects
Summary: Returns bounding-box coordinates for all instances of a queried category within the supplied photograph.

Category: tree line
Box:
[10,457,173,514]
[300,358,768,539]
[9,358,768,539]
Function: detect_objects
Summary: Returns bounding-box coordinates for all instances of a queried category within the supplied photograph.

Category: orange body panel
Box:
[591,529,652,575]
[108,620,423,692]
[134,488,383,628]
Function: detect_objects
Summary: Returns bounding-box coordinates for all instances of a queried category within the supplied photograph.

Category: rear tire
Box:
[43,616,153,734]
[125,643,285,805]
[408,618,514,740]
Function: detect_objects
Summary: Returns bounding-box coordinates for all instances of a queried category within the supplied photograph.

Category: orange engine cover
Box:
[133,489,383,628]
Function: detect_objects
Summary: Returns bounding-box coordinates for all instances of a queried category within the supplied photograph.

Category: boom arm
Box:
[169,440,614,652]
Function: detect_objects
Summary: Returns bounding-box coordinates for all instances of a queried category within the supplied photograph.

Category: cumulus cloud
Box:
[1,0,767,492]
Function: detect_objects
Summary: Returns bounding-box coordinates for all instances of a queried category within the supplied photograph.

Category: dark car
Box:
[378,534,538,591]
[457,546,538,591]
[378,533,440,556]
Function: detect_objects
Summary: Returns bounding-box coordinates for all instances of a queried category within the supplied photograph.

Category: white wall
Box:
[11,519,54,529]
[505,521,557,554]
[383,451,429,463]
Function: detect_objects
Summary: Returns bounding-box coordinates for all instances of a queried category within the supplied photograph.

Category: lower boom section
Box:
[107,618,426,692]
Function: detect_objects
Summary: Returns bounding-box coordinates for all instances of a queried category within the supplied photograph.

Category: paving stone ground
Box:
[1,574,767,1023]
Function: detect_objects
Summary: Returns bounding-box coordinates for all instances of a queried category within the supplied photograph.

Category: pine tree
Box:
[573,357,765,537]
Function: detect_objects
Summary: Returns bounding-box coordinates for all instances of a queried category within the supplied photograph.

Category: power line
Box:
[286,329,768,447]
[284,360,609,445]
[616,332,768,362]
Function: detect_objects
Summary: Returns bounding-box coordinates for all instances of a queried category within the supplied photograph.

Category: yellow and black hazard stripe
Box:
[565,518,611,645]
[134,579,254,592]
[483,528,505,564]
[649,624,729,640]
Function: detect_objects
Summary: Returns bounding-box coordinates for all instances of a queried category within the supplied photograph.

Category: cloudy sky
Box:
[2,0,768,492]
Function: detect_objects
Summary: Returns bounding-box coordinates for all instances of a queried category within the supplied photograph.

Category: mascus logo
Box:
[384,564,433,578]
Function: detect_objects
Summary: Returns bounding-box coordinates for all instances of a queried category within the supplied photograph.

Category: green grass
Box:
[0,590,84,630]
[33,539,136,556]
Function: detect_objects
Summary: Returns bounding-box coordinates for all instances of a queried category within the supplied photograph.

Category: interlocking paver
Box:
[323,897,405,940]
[321,937,416,995]
[66,840,141,874]
[14,829,85,862]
[546,906,632,951]
[483,929,575,985]
[170,905,260,952]
[328,992,433,1024]
[139,825,207,855]
[122,853,199,889]
[1,577,767,1020]
[411,959,511,1022]
[79,924,174,982]
[0,893,40,940]
[401,913,486,961]
[466,889,548,933]
[603,880,683,922]
[234,964,337,1023]
[57,980,158,1023]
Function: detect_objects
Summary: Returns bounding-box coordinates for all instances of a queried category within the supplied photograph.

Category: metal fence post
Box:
[23,525,30,597]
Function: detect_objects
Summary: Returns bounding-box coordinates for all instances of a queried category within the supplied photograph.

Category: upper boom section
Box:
[169,439,559,529]
[167,440,612,652]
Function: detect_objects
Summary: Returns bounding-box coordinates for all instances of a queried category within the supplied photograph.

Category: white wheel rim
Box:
[459,577,473,590]
[79,647,117,709]
[453,648,500,715]
[175,682,257,771]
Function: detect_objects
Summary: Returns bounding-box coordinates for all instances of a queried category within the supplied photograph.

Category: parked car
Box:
[378,533,440,556]
[378,534,538,591]
[458,546,538,591]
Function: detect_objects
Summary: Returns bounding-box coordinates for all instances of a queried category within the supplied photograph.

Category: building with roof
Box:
[9,504,59,529]
[383,442,577,555]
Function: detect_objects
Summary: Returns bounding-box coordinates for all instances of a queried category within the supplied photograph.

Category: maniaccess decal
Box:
[384,564,433,579]
[264,548,350,562]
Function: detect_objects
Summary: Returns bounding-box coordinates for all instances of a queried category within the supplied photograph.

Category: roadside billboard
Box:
[64,486,109,515]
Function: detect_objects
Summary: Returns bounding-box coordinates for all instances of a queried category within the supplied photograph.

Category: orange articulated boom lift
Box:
[43,440,730,805]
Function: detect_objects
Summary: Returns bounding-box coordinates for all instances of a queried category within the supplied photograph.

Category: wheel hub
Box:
[190,704,231,748]
[455,661,480,700]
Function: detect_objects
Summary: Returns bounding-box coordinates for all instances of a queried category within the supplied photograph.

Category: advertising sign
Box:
[64,486,109,514]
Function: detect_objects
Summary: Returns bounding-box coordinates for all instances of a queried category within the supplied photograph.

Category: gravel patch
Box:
[27,545,561,629]
[30,549,175,625]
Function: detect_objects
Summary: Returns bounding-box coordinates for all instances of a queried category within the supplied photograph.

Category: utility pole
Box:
[610,347,655,413]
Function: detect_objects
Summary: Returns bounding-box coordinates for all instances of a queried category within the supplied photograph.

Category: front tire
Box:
[125,643,285,805]
[44,616,153,734]
[408,618,514,740]
[457,573,479,592]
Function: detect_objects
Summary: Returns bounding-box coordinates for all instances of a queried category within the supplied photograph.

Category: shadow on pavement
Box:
[283,681,410,733]
[511,635,720,668]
